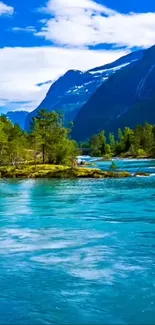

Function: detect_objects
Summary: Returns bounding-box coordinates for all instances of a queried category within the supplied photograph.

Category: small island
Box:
[0,164,150,179]
[0,164,133,179]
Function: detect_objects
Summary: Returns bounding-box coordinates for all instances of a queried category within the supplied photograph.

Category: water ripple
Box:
[0,162,155,324]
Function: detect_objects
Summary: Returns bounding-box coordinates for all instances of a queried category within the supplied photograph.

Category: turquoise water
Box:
[0,160,155,324]
[79,156,155,175]
[97,158,155,175]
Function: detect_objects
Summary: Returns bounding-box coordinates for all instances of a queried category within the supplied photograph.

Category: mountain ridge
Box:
[25,48,143,131]
[72,45,155,140]
[5,111,28,129]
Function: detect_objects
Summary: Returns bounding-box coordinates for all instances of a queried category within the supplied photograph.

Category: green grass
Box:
[0,164,134,179]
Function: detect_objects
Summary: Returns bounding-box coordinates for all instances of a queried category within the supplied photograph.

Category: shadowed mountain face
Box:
[6,111,28,129]
[72,45,155,141]
[25,49,143,131]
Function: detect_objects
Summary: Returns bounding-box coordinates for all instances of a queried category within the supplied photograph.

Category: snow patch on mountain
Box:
[25,50,143,131]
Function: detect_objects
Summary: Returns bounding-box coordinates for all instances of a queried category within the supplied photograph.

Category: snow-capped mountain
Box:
[25,49,143,131]
[72,45,155,140]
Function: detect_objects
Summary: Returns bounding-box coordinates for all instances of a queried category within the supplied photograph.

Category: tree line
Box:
[0,109,78,166]
[81,123,155,158]
[0,108,155,167]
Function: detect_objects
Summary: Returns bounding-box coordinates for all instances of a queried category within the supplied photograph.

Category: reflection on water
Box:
[0,160,155,324]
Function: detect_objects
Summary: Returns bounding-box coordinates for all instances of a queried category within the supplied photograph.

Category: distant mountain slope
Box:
[88,49,143,73]
[72,45,155,141]
[6,111,28,129]
[112,94,155,131]
[25,49,143,131]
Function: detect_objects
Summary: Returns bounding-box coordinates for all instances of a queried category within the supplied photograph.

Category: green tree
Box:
[142,123,154,154]
[7,124,28,166]
[109,132,116,155]
[31,109,78,165]
[115,128,125,154]
[118,128,124,143]
[105,144,112,156]
[90,134,102,156]
[124,127,134,152]
[130,125,142,156]
[0,119,8,164]
[90,131,107,157]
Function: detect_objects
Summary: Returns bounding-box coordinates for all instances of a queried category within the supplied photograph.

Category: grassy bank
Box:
[0,164,134,179]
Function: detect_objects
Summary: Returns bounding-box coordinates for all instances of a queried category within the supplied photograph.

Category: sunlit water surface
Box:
[0,159,155,324]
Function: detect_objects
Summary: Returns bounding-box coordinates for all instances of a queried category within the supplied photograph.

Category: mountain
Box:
[72,45,155,141]
[6,111,28,129]
[25,49,143,131]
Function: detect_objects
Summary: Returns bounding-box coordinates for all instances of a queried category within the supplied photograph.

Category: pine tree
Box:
[109,133,116,155]
[31,109,78,165]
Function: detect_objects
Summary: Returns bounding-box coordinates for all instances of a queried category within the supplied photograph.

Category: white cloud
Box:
[1,0,154,114]
[0,1,14,15]
[0,46,128,112]
[36,0,155,48]
[40,0,116,17]
[12,26,37,33]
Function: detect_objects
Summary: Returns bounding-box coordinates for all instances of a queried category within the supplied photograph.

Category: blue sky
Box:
[0,0,155,113]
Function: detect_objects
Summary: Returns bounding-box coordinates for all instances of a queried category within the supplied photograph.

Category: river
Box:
[0,159,155,324]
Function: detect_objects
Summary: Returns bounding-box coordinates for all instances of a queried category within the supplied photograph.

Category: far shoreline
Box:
[78,156,155,164]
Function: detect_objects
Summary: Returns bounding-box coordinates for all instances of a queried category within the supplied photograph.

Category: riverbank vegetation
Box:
[0,109,78,167]
[0,108,154,180]
[81,123,155,158]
